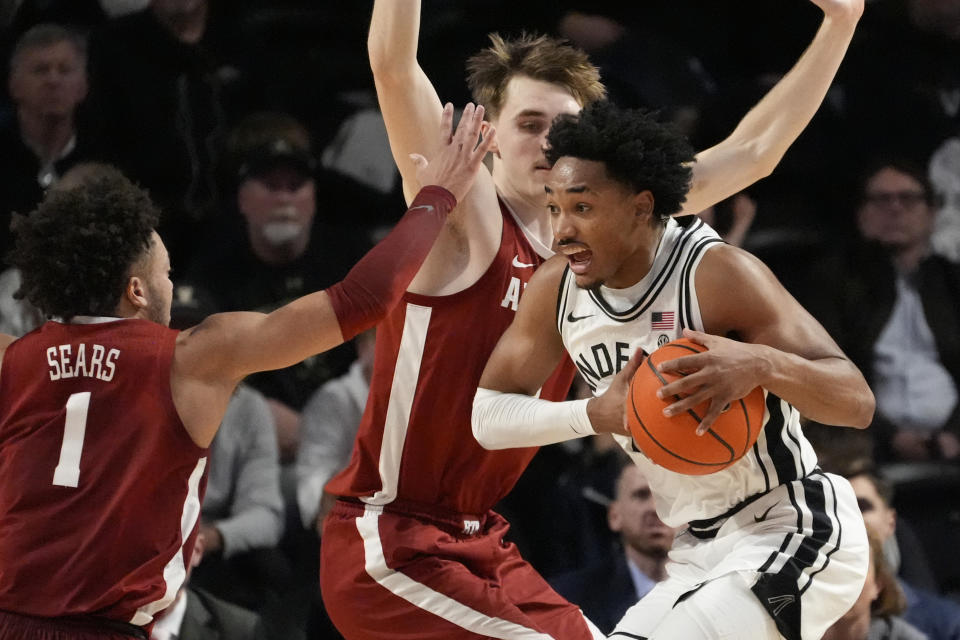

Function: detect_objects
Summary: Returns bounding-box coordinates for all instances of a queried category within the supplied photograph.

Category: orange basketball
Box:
[626,338,766,475]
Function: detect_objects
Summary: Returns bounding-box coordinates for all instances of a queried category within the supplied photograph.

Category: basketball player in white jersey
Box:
[472,101,875,640]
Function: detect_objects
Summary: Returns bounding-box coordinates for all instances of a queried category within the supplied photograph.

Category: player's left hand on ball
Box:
[656,328,768,435]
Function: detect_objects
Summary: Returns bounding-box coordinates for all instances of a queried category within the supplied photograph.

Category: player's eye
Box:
[518,121,545,133]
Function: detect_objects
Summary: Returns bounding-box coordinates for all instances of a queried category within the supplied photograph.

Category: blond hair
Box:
[466,32,605,120]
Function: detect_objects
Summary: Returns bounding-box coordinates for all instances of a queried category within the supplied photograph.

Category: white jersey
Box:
[556,217,819,529]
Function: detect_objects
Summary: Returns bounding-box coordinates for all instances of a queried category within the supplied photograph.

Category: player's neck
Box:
[495,185,553,250]
[605,223,666,290]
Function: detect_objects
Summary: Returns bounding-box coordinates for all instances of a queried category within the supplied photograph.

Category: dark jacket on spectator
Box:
[548,549,638,635]
[802,241,960,459]
[0,121,99,261]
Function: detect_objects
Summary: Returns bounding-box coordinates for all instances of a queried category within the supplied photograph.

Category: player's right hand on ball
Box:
[586,347,645,435]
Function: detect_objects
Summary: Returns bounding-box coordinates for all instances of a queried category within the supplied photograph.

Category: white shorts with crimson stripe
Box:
[320,500,604,640]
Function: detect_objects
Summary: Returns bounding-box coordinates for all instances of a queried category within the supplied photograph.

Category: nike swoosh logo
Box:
[566,311,594,323]
[512,255,536,268]
[754,504,776,523]
[408,204,435,213]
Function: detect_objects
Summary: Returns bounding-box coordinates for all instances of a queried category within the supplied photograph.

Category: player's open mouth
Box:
[566,249,592,274]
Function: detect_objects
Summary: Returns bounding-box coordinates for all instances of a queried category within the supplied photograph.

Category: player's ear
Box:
[124,276,148,310]
[634,190,654,218]
[480,120,500,157]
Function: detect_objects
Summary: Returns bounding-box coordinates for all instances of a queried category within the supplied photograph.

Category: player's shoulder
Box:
[512,255,568,319]
[0,333,16,381]
[696,244,793,333]
[0,333,15,351]
[532,254,568,283]
[697,243,772,285]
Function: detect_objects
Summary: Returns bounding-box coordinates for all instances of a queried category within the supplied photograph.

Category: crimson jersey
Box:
[327,199,576,515]
[0,318,208,628]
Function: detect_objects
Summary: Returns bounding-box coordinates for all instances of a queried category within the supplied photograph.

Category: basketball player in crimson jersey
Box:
[0,103,494,640]
[472,102,874,640]
[320,1,865,638]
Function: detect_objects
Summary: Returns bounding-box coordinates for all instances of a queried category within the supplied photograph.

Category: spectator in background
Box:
[296,327,376,533]
[554,3,717,145]
[286,327,375,640]
[847,469,960,640]
[165,266,291,636]
[802,158,960,463]
[188,111,370,465]
[86,0,231,270]
[0,161,121,334]
[697,191,758,248]
[0,267,42,336]
[549,455,676,635]
[151,534,263,640]
[842,0,959,172]
[190,383,290,632]
[821,529,928,640]
[929,136,960,262]
[0,23,97,259]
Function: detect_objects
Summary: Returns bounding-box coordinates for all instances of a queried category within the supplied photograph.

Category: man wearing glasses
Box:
[803,158,960,463]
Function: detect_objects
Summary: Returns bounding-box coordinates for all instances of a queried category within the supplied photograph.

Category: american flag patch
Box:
[651,311,675,330]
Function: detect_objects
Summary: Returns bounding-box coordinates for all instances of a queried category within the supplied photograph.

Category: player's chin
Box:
[573,273,603,290]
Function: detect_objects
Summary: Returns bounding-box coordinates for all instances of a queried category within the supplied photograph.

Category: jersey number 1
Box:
[53,391,90,488]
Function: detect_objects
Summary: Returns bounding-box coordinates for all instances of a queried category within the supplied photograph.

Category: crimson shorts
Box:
[0,610,148,639]
[320,499,603,640]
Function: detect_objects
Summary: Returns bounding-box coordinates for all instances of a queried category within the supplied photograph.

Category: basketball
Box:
[626,338,766,475]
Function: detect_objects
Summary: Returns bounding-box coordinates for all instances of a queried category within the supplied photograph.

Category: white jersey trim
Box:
[130,456,206,626]
[363,303,432,506]
[357,505,580,639]
[60,316,126,325]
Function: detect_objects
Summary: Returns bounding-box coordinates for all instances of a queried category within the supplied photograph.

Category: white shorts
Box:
[611,471,869,640]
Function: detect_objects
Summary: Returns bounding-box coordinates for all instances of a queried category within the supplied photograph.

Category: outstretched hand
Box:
[410,102,497,204]
[586,347,646,435]
[656,328,768,435]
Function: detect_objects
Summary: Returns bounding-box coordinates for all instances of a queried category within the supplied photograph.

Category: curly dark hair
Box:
[545,101,695,220]
[8,173,161,321]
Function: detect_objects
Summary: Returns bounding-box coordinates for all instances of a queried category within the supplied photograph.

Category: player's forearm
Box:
[369,0,421,75]
[328,186,456,340]
[756,345,875,428]
[472,388,595,449]
[723,10,860,176]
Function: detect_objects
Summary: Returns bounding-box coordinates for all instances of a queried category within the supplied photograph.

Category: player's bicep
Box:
[479,259,567,395]
[678,141,761,216]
